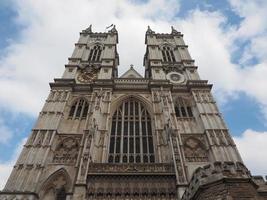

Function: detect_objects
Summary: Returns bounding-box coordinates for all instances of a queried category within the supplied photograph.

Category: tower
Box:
[1,25,267,200]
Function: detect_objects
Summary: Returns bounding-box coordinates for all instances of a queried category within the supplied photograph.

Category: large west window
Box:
[108,99,155,163]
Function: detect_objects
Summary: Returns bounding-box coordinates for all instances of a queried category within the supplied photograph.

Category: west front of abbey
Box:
[1,25,267,200]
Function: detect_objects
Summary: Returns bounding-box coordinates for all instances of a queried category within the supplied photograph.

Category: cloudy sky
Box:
[0,0,267,189]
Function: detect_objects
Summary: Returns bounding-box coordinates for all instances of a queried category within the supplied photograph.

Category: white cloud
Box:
[0,0,180,116]
[1,0,266,117]
[234,129,267,176]
[0,138,26,190]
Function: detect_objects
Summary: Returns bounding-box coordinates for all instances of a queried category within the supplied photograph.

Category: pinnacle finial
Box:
[108,24,117,33]
[146,25,155,34]
[85,24,92,33]
[130,64,134,69]
[171,26,179,34]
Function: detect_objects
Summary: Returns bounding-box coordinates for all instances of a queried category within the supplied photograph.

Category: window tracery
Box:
[68,99,89,120]
[108,99,155,163]
[174,97,193,118]
[88,45,102,62]
[162,46,175,62]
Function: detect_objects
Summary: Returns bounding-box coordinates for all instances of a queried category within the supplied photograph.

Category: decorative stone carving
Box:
[35,131,45,146]
[87,174,177,199]
[163,65,183,74]
[52,135,81,164]
[94,89,105,110]
[182,136,208,162]
[193,90,214,103]
[152,91,160,102]
[168,127,186,183]
[88,163,174,174]
[80,133,93,177]
[206,130,235,146]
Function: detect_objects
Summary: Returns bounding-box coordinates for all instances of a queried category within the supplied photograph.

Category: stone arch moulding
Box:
[158,43,175,50]
[86,42,104,49]
[68,96,90,107]
[38,168,72,200]
[110,94,153,117]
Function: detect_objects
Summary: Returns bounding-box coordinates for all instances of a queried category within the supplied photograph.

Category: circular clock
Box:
[77,71,97,83]
[166,72,185,84]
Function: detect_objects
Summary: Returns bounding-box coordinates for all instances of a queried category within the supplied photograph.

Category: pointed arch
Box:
[38,168,71,200]
[110,94,153,117]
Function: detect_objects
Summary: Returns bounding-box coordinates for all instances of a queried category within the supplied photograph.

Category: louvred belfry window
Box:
[68,99,89,120]
[174,97,193,118]
[162,46,175,62]
[88,45,102,62]
[108,99,155,163]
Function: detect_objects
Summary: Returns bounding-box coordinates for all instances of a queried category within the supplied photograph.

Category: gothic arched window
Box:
[174,97,193,118]
[108,99,155,163]
[88,45,102,62]
[162,46,175,62]
[69,99,89,119]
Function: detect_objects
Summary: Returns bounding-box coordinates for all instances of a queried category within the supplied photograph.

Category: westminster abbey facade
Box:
[1,25,267,200]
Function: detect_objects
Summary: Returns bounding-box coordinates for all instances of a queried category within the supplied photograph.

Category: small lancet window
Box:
[162,46,176,62]
[68,99,89,119]
[88,45,102,62]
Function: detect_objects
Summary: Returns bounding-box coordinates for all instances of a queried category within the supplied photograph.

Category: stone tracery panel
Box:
[87,175,177,200]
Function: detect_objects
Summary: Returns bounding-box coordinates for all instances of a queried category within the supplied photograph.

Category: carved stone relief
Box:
[52,135,81,164]
[182,135,208,162]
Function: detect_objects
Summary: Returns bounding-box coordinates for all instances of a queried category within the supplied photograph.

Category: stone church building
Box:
[0,25,267,200]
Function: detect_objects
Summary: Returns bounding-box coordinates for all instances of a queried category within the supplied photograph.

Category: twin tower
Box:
[1,25,267,200]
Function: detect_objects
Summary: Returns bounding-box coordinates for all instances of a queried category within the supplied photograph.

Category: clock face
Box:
[77,71,97,83]
[166,72,185,84]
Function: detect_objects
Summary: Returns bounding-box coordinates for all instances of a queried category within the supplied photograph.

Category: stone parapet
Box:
[182,162,254,200]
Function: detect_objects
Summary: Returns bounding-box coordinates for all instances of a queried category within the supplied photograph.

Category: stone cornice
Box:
[49,78,212,92]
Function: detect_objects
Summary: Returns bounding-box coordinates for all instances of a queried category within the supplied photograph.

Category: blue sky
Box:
[0,0,267,188]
